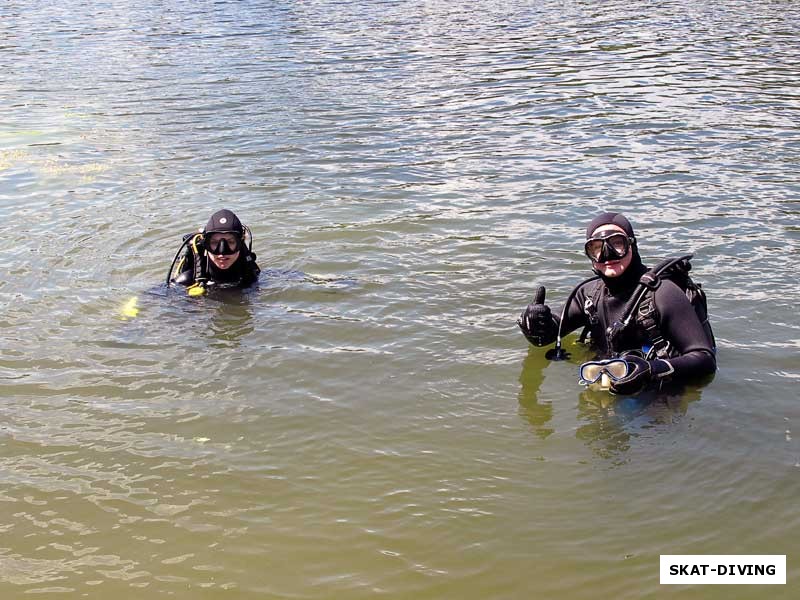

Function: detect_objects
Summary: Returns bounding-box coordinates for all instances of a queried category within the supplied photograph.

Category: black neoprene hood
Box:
[585,212,635,239]
[204,209,244,234]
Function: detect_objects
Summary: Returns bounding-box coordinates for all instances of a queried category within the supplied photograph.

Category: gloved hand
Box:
[609,356,673,395]
[517,285,558,346]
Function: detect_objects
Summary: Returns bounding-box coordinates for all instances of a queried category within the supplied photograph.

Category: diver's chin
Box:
[213,256,234,269]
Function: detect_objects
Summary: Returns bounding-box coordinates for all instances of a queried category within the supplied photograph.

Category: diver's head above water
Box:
[584,211,643,283]
[168,208,260,292]
[203,209,245,271]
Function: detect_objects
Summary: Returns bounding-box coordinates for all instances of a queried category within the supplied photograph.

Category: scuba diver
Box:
[167,209,260,296]
[517,212,716,396]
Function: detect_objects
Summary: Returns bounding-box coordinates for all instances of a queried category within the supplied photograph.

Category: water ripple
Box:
[2,0,800,597]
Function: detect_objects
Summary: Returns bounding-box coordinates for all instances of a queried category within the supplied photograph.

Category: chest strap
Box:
[579,280,604,343]
[637,292,673,358]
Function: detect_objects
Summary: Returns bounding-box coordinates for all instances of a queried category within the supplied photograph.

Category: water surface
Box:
[1,1,799,597]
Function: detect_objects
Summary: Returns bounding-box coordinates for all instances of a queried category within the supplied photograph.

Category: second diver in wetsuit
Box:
[168,209,260,295]
[518,212,716,395]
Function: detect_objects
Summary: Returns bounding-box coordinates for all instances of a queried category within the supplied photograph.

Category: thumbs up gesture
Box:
[517,286,558,346]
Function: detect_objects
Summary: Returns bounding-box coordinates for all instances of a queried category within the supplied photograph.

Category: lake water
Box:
[1,1,799,597]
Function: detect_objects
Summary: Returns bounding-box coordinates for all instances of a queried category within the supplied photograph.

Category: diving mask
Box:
[578,359,630,388]
[205,233,241,255]
[584,232,633,263]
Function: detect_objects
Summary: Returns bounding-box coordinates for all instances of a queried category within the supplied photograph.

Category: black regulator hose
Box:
[545,275,600,361]
[165,235,194,286]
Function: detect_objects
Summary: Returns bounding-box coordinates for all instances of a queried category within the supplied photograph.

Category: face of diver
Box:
[206,232,240,270]
[587,224,632,278]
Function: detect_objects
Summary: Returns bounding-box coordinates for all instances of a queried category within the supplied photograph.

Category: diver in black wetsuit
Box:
[518,212,716,395]
[168,209,260,295]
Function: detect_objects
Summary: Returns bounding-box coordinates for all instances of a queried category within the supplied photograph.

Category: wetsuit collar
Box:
[207,251,249,284]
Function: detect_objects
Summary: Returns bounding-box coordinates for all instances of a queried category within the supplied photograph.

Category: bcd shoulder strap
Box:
[636,291,673,358]
[635,255,712,358]
[189,233,206,284]
[578,280,604,344]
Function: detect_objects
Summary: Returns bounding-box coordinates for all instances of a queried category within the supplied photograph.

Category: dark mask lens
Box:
[207,235,239,255]
[585,233,630,263]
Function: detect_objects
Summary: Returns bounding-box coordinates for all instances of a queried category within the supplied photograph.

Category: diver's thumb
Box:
[532,285,546,305]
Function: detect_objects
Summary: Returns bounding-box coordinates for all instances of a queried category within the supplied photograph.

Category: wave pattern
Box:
[1,1,799,597]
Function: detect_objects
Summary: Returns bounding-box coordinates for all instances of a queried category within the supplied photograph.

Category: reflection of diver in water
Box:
[517,350,554,440]
[575,384,703,461]
[517,345,704,459]
[166,209,261,297]
[518,212,716,396]
[204,291,255,348]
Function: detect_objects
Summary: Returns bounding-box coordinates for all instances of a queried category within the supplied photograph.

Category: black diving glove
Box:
[610,356,674,395]
[517,285,559,347]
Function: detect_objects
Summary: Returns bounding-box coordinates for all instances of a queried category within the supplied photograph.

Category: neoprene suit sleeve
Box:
[553,282,592,337]
[653,281,716,378]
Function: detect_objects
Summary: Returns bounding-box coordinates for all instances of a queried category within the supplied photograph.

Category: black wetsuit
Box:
[174,247,260,288]
[555,261,716,381]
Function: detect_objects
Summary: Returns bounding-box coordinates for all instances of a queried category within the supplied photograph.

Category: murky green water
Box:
[1,1,799,597]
